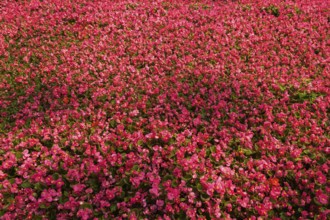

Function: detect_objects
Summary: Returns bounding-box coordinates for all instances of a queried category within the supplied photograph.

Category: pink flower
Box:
[167,188,180,201]
[239,197,249,208]
[156,200,164,207]
[316,171,326,184]
[214,177,225,195]
[219,166,234,177]
[270,186,282,199]
[41,190,53,203]
[129,109,139,117]
[77,208,92,220]
[315,190,328,205]
[72,184,86,194]
[0,170,7,180]
[149,186,160,197]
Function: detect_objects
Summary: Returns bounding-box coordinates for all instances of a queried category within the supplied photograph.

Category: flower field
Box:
[0,0,329,219]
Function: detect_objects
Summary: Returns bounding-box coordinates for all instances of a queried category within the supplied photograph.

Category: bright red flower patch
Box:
[0,0,329,219]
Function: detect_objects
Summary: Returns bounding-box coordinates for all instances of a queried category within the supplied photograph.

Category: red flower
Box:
[315,190,328,205]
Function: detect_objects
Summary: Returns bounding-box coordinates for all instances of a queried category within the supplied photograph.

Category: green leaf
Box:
[21,182,32,188]
[33,215,43,220]
[87,176,100,191]
[197,183,203,192]
[34,182,44,191]
[59,195,69,204]
[14,151,23,159]
[243,149,253,156]
[200,193,210,201]
[80,203,93,209]
[0,210,5,217]
[279,84,286,91]
[164,174,173,181]
[110,120,117,128]
[110,204,117,212]
[182,173,192,181]
[210,145,216,153]
[132,164,139,171]
[169,150,176,158]
[52,173,60,180]
[39,203,48,209]
[171,180,178,187]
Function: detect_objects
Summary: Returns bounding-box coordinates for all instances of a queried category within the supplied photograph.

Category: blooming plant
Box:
[0,0,329,219]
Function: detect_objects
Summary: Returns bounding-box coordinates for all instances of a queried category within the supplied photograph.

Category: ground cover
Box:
[0,0,329,219]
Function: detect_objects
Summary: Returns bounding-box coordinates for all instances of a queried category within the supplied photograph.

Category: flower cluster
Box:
[0,0,329,219]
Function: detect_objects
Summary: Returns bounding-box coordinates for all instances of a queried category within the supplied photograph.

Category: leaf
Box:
[110,204,117,212]
[137,140,144,146]
[171,180,178,187]
[52,173,60,180]
[132,164,139,171]
[164,174,173,181]
[279,84,286,91]
[110,120,117,128]
[14,151,23,159]
[243,149,253,156]
[87,175,100,191]
[80,203,93,209]
[34,182,44,191]
[200,193,210,201]
[182,173,192,181]
[21,182,32,188]
[33,215,43,220]
[0,210,5,217]
[59,195,69,204]
[39,203,48,209]
[197,183,203,192]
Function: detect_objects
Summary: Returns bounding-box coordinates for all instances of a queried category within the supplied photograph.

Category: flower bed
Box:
[0,0,329,219]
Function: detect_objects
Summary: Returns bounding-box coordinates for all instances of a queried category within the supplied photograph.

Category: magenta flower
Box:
[315,190,328,205]
[72,184,86,194]
[77,208,92,220]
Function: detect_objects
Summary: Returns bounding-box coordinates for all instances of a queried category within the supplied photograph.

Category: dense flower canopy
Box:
[0,0,329,219]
